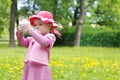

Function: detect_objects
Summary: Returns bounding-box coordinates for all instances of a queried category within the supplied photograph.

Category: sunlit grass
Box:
[0,44,120,80]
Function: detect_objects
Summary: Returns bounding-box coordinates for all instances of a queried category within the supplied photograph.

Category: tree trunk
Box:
[74,0,85,46]
[72,6,79,26]
[9,0,17,48]
[53,0,58,20]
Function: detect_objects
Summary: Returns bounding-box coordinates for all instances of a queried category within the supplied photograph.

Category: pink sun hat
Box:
[29,11,61,37]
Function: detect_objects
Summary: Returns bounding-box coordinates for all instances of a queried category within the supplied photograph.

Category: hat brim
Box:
[30,15,58,28]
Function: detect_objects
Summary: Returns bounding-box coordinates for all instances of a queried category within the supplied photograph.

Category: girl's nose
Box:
[35,25,39,29]
[36,27,38,29]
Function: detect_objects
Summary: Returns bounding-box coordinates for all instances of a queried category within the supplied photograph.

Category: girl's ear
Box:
[48,23,52,27]
[49,24,52,32]
[48,23,52,29]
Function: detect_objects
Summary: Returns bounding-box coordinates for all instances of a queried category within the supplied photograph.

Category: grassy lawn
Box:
[0,44,120,80]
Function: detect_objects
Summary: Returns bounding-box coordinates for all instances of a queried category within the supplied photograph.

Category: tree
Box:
[73,0,120,46]
[74,0,85,46]
[94,0,120,28]
[84,0,120,29]
[0,0,11,36]
[9,0,17,48]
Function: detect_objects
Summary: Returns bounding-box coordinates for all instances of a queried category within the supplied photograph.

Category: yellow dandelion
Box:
[9,68,14,73]
[14,66,19,70]
[6,64,10,68]
[72,57,80,63]
[82,72,86,78]
[112,62,119,69]
[61,70,64,73]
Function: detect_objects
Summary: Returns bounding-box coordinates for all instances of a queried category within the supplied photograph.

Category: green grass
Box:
[0,44,120,80]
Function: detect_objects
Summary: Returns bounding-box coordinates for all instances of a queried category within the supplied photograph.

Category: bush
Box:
[54,27,75,46]
[81,30,120,47]
[55,25,120,47]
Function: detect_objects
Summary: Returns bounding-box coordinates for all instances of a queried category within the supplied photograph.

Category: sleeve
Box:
[16,31,30,47]
[28,29,56,48]
[45,34,56,49]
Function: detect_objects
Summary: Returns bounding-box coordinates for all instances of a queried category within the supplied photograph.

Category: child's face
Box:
[34,19,50,34]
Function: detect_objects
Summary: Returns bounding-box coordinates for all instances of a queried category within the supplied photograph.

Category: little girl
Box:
[16,11,61,80]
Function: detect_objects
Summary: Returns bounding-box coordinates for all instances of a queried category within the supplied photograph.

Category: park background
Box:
[0,0,120,80]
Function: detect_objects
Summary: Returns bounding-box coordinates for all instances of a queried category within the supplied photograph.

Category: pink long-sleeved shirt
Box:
[16,29,56,65]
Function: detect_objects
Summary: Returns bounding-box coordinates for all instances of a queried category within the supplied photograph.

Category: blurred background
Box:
[0,0,120,80]
[0,0,120,47]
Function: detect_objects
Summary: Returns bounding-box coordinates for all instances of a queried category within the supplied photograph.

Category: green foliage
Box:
[55,26,75,46]
[55,25,120,47]
[0,20,4,35]
[81,27,120,47]
[18,6,29,17]
[86,0,120,28]
[0,0,11,36]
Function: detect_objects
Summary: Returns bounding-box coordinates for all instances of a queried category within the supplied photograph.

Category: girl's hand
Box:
[17,30,24,35]
[18,23,32,33]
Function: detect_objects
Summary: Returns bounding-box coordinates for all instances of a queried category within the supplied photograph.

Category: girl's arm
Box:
[16,30,29,47]
[28,29,55,48]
